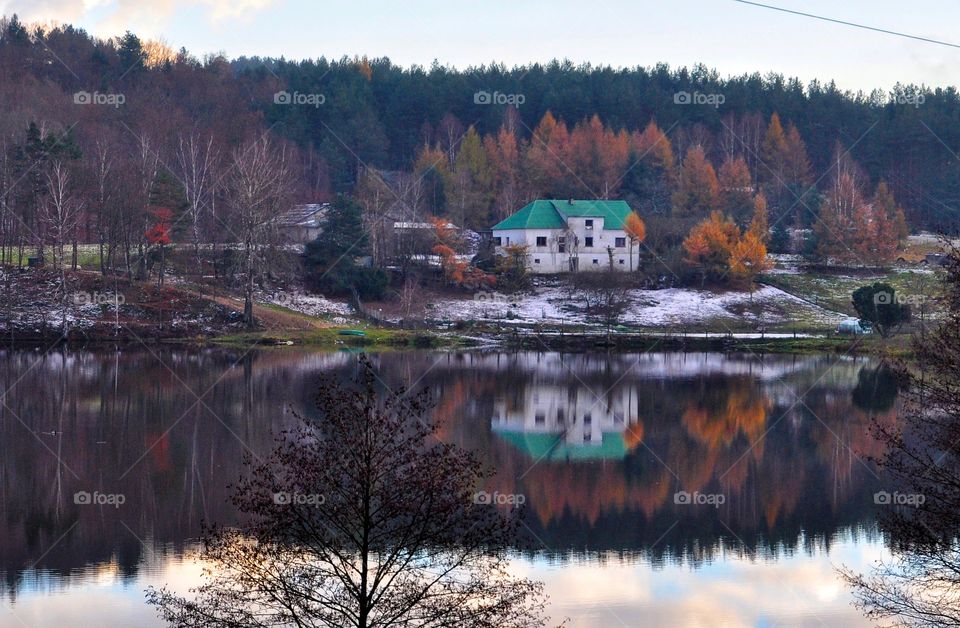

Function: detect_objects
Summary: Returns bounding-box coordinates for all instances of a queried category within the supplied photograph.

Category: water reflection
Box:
[0,349,896,626]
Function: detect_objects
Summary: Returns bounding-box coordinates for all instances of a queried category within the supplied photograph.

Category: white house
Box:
[490,381,643,460]
[490,199,641,273]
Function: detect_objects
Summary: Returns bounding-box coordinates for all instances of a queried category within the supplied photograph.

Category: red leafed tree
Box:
[145,206,173,286]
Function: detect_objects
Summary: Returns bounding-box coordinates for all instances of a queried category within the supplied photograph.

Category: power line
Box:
[730,0,960,50]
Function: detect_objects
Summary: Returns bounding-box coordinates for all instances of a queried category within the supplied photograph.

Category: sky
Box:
[0,0,957,92]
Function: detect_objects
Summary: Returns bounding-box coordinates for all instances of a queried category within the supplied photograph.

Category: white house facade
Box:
[490,199,641,273]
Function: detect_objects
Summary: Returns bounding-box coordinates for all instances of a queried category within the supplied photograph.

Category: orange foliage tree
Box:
[623,212,647,271]
[430,217,495,290]
[683,201,772,287]
[672,145,720,217]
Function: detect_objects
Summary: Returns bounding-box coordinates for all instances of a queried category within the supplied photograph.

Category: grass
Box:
[212,326,469,350]
[760,267,944,317]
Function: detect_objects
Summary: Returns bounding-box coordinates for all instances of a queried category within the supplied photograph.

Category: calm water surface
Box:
[0,349,897,627]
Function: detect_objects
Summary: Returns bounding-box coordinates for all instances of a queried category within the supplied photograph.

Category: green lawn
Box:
[760,268,944,317]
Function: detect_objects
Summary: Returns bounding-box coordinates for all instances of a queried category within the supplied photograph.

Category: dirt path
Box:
[203,294,331,331]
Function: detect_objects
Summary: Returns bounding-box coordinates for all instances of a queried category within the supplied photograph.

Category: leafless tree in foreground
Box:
[840,246,960,627]
[146,356,549,628]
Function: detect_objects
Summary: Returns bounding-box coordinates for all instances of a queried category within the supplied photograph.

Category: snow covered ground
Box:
[424,282,845,330]
[258,290,353,324]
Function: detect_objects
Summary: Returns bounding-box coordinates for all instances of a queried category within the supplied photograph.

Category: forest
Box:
[0,14,951,295]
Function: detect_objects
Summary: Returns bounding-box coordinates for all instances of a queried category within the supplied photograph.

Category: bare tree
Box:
[38,160,83,272]
[146,357,548,628]
[176,132,220,274]
[223,135,292,328]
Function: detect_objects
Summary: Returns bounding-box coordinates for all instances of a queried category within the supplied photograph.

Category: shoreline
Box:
[0,326,906,357]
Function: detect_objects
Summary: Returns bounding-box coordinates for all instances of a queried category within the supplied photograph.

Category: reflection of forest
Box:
[0,349,896,599]
[419,353,897,565]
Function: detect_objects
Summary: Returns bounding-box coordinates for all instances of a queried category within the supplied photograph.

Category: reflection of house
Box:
[491,383,642,461]
[491,199,641,273]
[278,203,329,243]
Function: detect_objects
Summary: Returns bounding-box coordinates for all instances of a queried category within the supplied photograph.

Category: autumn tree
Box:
[147,357,549,628]
[524,111,570,198]
[749,193,770,243]
[431,216,494,290]
[682,211,740,285]
[553,115,631,199]
[672,145,720,218]
[873,179,909,243]
[623,212,647,272]
[683,204,771,287]
[718,155,754,225]
[144,206,173,286]
[484,126,522,222]
[815,152,907,266]
[623,121,676,216]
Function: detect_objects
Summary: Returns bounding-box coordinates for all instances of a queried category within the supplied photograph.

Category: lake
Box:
[0,348,897,627]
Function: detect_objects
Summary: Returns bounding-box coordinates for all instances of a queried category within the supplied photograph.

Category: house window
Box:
[584,413,592,424]
[584,237,594,248]
[534,258,541,264]
[592,259,599,265]
[536,236,547,247]
[493,237,502,246]
[535,411,545,425]
[615,237,626,248]
[556,408,565,424]
[583,432,592,442]
[585,219,594,230]
[558,236,566,253]
[618,259,625,265]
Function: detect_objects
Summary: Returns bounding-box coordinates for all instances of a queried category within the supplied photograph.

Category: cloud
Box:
[0,0,279,39]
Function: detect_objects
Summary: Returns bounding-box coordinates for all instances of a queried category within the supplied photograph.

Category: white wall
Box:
[492,224,641,274]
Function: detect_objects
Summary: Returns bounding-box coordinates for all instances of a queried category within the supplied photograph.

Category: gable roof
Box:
[278,203,329,228]
[491,199,634,231]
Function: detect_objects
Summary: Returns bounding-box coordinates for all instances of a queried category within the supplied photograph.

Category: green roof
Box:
[493,429,628,461]
[491,199,634,231]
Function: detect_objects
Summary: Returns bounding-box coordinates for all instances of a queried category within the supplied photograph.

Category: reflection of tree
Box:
[844,250,960,626]
[851,363,904,413]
